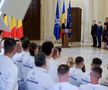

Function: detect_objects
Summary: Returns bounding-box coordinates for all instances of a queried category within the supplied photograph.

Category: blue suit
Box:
[97,26,103,47]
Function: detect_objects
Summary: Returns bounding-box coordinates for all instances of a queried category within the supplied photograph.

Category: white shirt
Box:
[50,82,79,90]
[47,58,58,82]
[12,51,30,80]
[26,67,54,90]
[100,73,108,86]
[79,83,108,90]
[69,67,84,87]
[0,48,4,55]
[81,71,91,85]
[0,55,18,90]
[22,55,35,80]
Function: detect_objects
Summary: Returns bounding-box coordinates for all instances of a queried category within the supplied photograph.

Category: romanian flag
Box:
[60,0,66,39]
[10,17,17,39]
[16,20,24,39]
[3,15,10,38]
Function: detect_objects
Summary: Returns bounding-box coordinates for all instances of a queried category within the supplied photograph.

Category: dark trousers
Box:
[92,35,97,47]
[97,36,102,47]
[62,34,64,45]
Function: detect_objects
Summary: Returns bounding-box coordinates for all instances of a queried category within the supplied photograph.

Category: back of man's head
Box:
[4,38,16,54]
[91,67,102,79]
[42,41,54,56]
[35,53,46,67]
[58,64,69,75]
[91,58,102,67]
[75,56,84,67]
[55,47,62,54]
[20,37,30,50]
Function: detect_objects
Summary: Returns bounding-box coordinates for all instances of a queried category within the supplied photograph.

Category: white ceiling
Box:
[1,0,31,20]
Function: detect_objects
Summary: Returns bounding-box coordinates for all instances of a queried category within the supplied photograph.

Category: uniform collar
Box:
[22,51,30,55]
[34,67,47,73]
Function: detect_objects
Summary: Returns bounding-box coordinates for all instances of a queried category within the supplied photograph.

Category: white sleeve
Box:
[6,66,18,90]
[79,85,84,90]
[45,76,55,90]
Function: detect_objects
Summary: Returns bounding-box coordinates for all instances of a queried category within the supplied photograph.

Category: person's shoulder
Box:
[79,84,89,89]
[98,84,108,90]
[67,83,79,90]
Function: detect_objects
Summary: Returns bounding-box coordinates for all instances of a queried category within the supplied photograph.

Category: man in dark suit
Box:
[62,19,70,45]
[97,21,103,48]
[91,20,98,47]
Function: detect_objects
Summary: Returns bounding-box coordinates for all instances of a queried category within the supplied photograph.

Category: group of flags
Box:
[1,15,23,40]
[54,0,72,40]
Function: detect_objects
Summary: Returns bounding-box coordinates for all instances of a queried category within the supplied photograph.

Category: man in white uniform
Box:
[79,67,108,90]
[26,53,54,90]
[13,37,30,80]
[0,38,18,90]
[42,41,58,82]
[50,64,78,90]
[12,37,30,90]
[22,42,38,80]
[69,56,85,87]
[81,58,102,84]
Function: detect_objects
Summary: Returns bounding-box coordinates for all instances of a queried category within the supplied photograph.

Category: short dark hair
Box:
[55,47,62,54]
[29,42,38,56]
[92,58,102,66]
[35,53,46,67]
[20,37,30,50]
[0,30,3,35]
[92,67,102,78]
[53,48,58,56]
[75,56,84,65]
[42,41,54,56]
[4,38,16,53]
[58,64,69,75]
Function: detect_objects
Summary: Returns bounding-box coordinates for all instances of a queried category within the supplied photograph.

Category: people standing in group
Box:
[91,20,98,47]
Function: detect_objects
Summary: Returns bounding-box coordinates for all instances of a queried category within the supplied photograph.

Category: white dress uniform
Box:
[26,67,55,90]
[0,55,18,90]
[81,71,91,85]
[79,83,108,90]
[49,82,79,90]
[22,55,35,80]
[99,73,108,86]
[12,51,30,80]
[47,58,58,82]
[69,67,84,87]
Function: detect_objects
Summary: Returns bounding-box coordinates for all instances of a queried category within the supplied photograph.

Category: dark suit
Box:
[62,23,70,45]
[97,26,103,47]
[91,24,98,47]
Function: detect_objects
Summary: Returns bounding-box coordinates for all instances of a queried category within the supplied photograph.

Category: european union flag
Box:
[54,0,60,40]
[67,0,72,37]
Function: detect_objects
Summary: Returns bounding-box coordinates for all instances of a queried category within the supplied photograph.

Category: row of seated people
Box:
[0,37,108,90]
